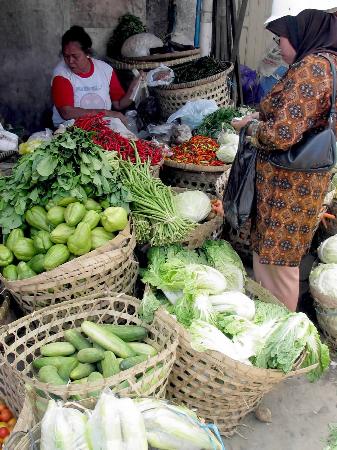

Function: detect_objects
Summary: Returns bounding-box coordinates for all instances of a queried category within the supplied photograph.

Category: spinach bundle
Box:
[173,57,230,84]
[0,128,128,234]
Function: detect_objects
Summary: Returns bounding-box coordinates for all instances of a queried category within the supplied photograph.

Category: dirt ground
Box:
[223,358,337,450]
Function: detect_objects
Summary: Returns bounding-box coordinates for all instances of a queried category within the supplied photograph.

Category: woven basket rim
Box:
[1,221,133,288]
[107,53,200,70]
[159,63,233,90]
[164,159,228,173]
[117,48,201,63]
[0,296,10,324]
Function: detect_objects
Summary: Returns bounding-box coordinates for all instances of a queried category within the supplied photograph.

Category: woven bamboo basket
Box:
[154,64,233,120]
[0,293,179,422]
[166,278,316,437]
[161,160,229,195]
[0,290,10,327]
[107,51,200,71]
[0,222,137,314]
[315,302,337,348]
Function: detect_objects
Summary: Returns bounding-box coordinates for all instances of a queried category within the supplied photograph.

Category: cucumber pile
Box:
[33,321,157,397]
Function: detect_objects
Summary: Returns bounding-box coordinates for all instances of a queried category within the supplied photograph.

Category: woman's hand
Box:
[211,199,224,217]
[231,116,254,132]
[106,110,128,126]
[320,212,336,229]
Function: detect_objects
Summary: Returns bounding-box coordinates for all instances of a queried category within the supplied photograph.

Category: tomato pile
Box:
[74,113,163,165]
[167,135,223,166]
[0,400,16,448]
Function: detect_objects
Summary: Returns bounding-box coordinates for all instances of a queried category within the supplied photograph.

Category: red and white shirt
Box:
[52,58,125,126]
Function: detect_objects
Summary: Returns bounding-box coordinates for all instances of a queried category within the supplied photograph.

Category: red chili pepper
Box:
[74,113,163,165]
[168,135,222,166]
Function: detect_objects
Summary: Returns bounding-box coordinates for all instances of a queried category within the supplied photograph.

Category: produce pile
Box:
[120,158,196,245]
[0,127,129,234]
[195,106,253,139]
[141,242,329,380]
[0,201,128,280]
[173,57,230,84]
[33,321,157,394]
[74,114,163,165]
[40,389,224,449]
[167,135,223,166]
[310,234,337,305]
[0,401,15,449]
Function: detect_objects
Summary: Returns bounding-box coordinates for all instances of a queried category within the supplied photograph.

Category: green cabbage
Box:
[174,190,211,223]
[309,263,337,304]
[318,235,337,264]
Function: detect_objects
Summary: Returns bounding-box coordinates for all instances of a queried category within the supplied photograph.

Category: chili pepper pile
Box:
[74,113,163,165]
[167,135,223,166]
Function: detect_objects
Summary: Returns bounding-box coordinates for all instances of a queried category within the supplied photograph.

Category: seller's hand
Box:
[320,212,336,229]
[106,111,128,127]
[211,199,224,217]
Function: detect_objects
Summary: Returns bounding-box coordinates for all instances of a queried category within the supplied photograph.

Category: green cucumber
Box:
[77,348,105,364]
[101,351,120,378]
[33,356,71,370]
[70,363,95,380]
[88,372,104,397]
[38,366,67,385]
[64,329,92,351]
[40,342,75,357]
[97,361,103,373]
[92,342,105,351]
[120,354,148,371]
[81,321,136,358]
[58,357,79,381]
[101,324,148,342]
[128,342,157,357]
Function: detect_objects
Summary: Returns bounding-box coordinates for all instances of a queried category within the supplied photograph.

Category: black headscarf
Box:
[267,9,337,62]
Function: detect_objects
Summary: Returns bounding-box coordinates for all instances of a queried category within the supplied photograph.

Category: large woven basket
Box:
[166,278,316,437]
[161,160,229,195]
[154,65,233,120]
[315,302,337,348]
[0,222,137,314]
[0,293,179,422]
[107,51,200,71]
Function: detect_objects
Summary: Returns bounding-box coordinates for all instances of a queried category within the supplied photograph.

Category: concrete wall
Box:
[0,0,146,132]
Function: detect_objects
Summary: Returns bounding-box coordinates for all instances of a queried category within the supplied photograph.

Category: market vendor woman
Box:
[52,26,139,127]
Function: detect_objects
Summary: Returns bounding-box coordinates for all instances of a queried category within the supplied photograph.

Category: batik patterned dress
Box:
[251,53,335,266]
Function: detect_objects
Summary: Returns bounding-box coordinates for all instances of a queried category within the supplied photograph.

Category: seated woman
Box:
[52,26,139,127]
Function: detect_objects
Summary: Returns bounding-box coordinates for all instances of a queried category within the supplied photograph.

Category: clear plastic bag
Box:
[146,65,175,87]
[0,124,18,152]
[28,128,53,142]
[167,99,218,130]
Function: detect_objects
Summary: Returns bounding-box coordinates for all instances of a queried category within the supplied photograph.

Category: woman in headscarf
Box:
[228,6,337,310]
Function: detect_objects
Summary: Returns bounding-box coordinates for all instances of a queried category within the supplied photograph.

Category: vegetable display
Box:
[33,321,156,393]
[106,13,146,58]
[310,263,337,305]
[0,128,128,234]
[74,113,163,165]
[173,56,230,84]
[174,190,211,223]
[0,401,16,449]
[141,242,329,380]
[318,235,337,264]
[1,201,128,280]
[119,158,195,245]
[40,390,224,450]
[195,106,253,139]
[167,135,222,166]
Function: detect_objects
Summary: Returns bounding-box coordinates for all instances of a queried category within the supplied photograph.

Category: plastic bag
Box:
[138,96,161,126]
[0,124,18,152]
[171,124,192,145]
[146,65,174,87]
[240,65,261,105]
[105,117,138,140]
[28,128,53,142]
[147,123,174,143]
[223,126,257,230]
[167,99,218,130]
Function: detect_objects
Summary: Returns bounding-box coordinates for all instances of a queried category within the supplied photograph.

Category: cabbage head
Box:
[174,190,211,223]
[318,235,337,264]
[309,263,337,304]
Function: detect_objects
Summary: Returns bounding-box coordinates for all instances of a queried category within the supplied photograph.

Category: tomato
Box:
[0,428,9,439]
[0,409,12,422]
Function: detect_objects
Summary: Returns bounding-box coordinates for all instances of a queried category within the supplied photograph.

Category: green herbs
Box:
[195,106,253,139]
[173,57,230,84]
[0,128,128,234]
[107,14,146,57]
[120,157,195,246]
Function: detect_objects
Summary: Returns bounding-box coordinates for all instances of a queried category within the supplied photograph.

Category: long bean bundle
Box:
[120,155,195,246]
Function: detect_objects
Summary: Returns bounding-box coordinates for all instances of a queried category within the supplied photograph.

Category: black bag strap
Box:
[317,53,337,132]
